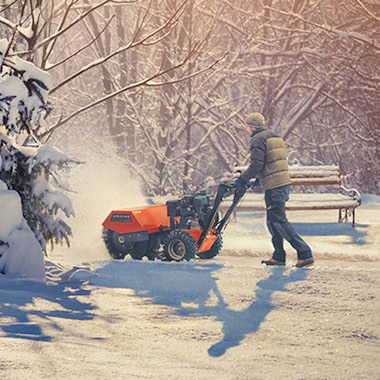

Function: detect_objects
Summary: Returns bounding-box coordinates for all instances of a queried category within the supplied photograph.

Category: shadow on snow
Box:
[0,279,96,342]
[293,222,369,245]
[91,260,309,357]
[235,212,369,246]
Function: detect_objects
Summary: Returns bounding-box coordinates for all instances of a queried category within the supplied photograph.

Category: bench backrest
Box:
[234,165,341,186]
[289,165,341,186]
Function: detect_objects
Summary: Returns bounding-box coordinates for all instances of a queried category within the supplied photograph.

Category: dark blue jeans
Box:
[265,185,312,262]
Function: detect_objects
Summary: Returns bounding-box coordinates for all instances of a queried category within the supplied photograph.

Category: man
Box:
[235,112,314,268]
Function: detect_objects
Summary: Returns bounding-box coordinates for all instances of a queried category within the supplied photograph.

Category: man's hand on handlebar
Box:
[233,175,260,189]
[234,175,248,190]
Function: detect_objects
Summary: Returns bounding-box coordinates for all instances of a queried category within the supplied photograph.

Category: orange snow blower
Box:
[102,180,254,262]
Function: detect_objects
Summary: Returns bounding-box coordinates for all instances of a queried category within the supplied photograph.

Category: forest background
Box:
[1,0,379,199]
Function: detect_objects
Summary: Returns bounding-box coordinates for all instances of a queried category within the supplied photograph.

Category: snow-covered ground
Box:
[0,180,45,281]
[1,159,379,379]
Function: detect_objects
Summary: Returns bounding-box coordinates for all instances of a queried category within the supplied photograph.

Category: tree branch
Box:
[49,0,188,94]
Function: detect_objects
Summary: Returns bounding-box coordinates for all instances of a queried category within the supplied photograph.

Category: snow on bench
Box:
[234,193,360,211]
[234,165,342,186]
[227,165,361,226]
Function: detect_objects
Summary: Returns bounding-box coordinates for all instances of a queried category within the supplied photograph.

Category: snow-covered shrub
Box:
[0,38,74,279]
[0,135,75,250]
[0,179,45,281]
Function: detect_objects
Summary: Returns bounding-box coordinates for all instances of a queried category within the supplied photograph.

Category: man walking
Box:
[235,112,314,268]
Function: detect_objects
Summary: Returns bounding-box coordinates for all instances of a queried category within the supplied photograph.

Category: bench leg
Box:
[338,208,342,223]
[339,208,355,224]
[339,208,356,226]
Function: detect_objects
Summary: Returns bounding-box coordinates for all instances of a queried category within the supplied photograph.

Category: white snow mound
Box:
[0,180,45,281]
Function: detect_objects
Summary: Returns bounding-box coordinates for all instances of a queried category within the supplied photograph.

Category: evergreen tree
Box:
[0,38,74,253]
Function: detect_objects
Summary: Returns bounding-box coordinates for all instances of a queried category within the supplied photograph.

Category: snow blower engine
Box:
[102,180,254,262]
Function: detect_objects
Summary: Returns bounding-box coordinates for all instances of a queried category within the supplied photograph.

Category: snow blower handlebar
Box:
[197,178,257,248]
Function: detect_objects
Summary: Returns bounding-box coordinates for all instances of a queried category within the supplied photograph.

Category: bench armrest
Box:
[340,185,361,205]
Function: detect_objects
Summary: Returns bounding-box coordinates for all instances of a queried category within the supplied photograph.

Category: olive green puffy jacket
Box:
[241,127,291,190]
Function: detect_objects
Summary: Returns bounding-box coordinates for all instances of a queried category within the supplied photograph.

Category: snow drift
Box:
[0,180,45,281]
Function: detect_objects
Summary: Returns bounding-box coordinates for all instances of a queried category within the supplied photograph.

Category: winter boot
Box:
[295,257,314,268]
[261,258,286,266]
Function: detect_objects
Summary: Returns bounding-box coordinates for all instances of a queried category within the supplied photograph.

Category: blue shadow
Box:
[293,222,369,245]
[0,280,96,341]
[235,210,369,245]
[181,267,308,357]
[360,194,380,210]
[236,212,369,245]
[92,260,222,309]
[91,260,309,357]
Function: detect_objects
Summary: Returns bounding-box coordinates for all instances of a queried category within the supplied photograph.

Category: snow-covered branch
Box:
[50,0,188,93]
[265,5,380,51]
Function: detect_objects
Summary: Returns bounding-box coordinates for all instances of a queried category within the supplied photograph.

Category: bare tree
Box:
[2,0,378,195]
[0,1,220,136]
[212,0,379,193]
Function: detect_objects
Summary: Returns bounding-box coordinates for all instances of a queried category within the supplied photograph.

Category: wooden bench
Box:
[223,165,361,226]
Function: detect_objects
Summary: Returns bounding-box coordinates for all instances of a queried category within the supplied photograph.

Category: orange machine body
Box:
[102,204,217,253]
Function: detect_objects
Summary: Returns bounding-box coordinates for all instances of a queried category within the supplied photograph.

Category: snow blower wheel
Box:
[163,231,197,261]
[102,228,149,260]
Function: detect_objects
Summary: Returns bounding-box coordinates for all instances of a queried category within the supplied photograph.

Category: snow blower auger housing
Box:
[102,180,254,262]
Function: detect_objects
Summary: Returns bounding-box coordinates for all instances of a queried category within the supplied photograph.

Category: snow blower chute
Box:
[102,180,254,262]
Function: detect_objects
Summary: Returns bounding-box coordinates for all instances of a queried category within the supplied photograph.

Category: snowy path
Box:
[1,195,380,379]
[1,256,379,380]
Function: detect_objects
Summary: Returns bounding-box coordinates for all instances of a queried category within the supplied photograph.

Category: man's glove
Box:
[252,177,260,187]
[234,175,247,190]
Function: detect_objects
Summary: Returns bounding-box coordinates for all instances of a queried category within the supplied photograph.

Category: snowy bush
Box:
[0,38,74,280]
[0,179,45,280]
